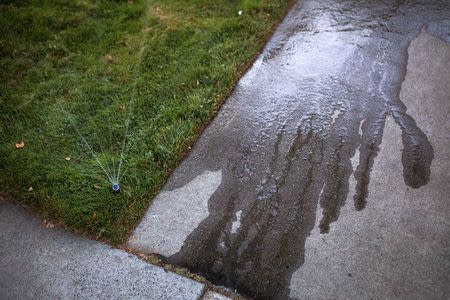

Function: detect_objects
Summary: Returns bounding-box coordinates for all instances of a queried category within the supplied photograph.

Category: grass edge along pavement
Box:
[0,0,293,244]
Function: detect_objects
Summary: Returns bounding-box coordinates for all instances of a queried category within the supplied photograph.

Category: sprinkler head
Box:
[112,183,120,192]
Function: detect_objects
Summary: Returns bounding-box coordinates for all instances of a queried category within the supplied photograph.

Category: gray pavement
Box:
[0,198,206,299]
[128,0,450,299]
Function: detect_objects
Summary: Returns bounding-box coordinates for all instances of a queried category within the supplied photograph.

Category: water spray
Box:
[59,0,153,193]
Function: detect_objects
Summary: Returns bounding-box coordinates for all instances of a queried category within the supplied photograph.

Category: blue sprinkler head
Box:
[112,183,120,192]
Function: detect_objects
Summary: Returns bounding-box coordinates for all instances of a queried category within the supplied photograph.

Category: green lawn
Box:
[0,0,291,244]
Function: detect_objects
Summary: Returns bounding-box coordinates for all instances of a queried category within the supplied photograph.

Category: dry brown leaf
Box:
[93,184,101,189]
[104,54,114,63]
[43,219,55,228]
[15,141,25,148]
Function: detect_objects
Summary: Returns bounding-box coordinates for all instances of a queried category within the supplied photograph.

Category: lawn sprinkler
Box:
[112,182,120,192]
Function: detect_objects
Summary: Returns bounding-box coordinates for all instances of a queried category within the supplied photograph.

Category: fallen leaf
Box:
[27,187,33,192]
[119,105,126,111]
[104,54,114,63]
[15,141,25,148]
[93,184,101,189]
[43,219,55,228]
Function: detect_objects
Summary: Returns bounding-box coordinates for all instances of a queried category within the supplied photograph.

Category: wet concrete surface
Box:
[128,1,450,299]
[290,30,450,298]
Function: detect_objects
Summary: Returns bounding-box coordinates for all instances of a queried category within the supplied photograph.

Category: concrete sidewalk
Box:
[0,198,230,300]
[127,0,450,299]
